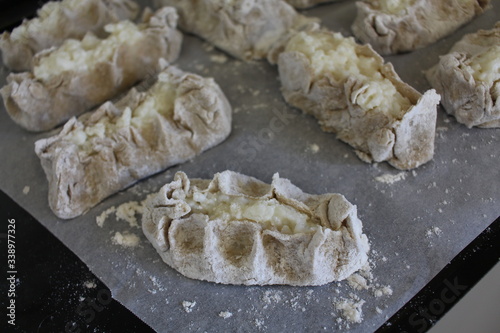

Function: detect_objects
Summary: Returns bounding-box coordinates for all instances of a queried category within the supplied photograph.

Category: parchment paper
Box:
[1,1,499,332]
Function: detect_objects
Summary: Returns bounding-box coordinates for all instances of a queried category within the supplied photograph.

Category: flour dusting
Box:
[210,54,228,64]
[219,311,233,319]
[116,201,144,228]
[309,143,320,153]
[182,301,196,313]
[84,280,97,289]
[334,296,365,323]
[96,206,116,228]
[96,195,153,228]
[426,227,443,237]
[347,273,369,290]
[111,231,140,248]
[375,172,406,184]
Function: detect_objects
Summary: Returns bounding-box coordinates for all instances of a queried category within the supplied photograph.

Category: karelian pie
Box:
[277,27,440,170]
[1,7,182,132]
[0,0,139,71]
[352,0,491,55]
[426,22,500,128]
[35,66,232,219]
[154,0,317,61]
[143,171,369,286]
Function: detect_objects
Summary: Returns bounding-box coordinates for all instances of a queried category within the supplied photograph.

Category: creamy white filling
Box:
[465,45,500,85]
[9,0,88,42]
[33,21,143,82]
[66,74,176,149]
[285,31,412,118]
[187,191,319,234]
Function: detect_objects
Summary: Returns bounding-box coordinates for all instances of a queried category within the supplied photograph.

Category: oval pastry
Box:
[142,171,370,286]
[351,0,491,55]
[1,7,182,132]
[154,0,317,61]
[35,66,232,219]
[277,27,440,170]
[426,22,500,128]
[0,0,139,71]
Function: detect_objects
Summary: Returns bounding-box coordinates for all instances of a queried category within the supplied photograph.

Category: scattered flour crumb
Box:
[358,264,373,280]
[343,261,392,322]
[254,319,264,329]
[427,182,437,189]
[111,231,140,248]
[374,286,393,297]
[96,195,152,228]
[309,143,320,154]
[22,186,30,195]
[426,227,442,237]
[210,54,228,64]
[262,290,282,304]
[96,206,116,228]
[375,172,406,184]
[219,311,233,319]
[334,297,365,323]
[116,201,144,228]
[84,280,97,289]
[182,301,196,313]
[347,274,368,291]
[375,307,383,314]
[149,276,166,292]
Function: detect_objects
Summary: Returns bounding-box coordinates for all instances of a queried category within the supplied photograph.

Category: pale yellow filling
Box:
[465,45,500,85]
[33,21,143,81]
[187,191,319,234]
[285,31,412,118]
[66,73,176,150]
[10,0,89,42]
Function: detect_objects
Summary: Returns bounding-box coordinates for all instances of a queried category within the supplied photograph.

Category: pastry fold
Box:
[0,0,139,71]
[143,170,369,286]
[426,22,500,128]
[1,7,182,132]
[352,0,491,55]
[35,66,232,219]
[154,0,316,61]
[277,28,440,170]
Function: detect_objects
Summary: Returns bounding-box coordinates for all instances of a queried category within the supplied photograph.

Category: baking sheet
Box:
[1,0,499,332]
